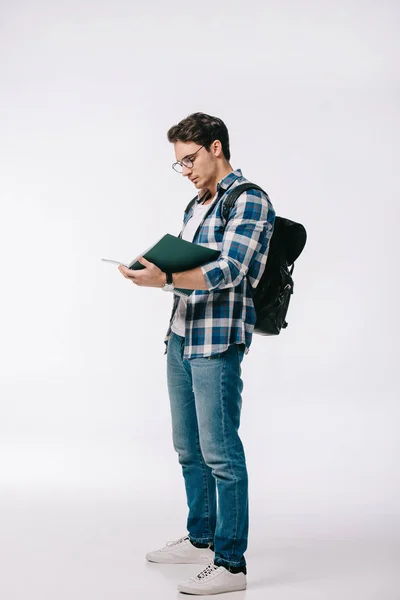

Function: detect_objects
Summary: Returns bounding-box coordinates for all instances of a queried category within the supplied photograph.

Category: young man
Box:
[119,112,275,595]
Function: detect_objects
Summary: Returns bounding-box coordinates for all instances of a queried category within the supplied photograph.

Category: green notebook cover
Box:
[127,234,220,296]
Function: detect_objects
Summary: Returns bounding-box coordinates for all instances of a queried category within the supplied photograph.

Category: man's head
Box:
[167,112,232,193]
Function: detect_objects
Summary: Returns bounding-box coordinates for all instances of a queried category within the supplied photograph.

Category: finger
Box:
[137,256,154,268]
[120,265,137,278]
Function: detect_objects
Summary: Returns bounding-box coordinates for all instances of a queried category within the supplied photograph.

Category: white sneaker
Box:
[177,561,247,595]
[146,535,214,564]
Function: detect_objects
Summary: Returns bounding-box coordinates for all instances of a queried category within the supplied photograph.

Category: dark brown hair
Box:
[167,112,231,161]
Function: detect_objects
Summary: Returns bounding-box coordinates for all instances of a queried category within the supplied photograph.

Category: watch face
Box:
[162,283,174,292]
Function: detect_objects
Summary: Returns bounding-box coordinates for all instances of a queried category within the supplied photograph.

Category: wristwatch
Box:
[162,271,174,292]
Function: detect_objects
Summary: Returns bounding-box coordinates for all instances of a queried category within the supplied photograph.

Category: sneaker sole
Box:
[177,582,247,594]
[146,553,213,565]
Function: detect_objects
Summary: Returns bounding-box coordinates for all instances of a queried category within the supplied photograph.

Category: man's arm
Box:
[171,191,273,291]
[200,190,274,291]
[118,190,273,290]
[172,267,208,290]
[118,259,207,289]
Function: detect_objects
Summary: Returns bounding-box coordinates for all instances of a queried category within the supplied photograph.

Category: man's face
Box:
[173,141,216,190]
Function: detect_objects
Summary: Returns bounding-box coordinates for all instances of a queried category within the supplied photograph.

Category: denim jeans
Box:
[166,331,248,569]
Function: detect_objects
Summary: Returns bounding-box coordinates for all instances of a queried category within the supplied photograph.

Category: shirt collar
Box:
[196,168,243,202]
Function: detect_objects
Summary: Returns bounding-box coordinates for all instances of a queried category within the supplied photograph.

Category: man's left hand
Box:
[118,257,166,288]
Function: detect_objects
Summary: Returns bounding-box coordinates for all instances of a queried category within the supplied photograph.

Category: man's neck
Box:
[204,163,234,201]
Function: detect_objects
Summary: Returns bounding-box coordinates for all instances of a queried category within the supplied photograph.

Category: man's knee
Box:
[200,445,247,479]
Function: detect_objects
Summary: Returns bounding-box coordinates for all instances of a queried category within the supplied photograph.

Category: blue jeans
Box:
[166,331,248,569]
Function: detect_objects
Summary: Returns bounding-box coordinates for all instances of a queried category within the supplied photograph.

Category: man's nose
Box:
[182,164,192,177]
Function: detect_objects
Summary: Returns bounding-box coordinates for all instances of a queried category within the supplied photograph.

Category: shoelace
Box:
[165,535,189,548]
[196,562,220,580]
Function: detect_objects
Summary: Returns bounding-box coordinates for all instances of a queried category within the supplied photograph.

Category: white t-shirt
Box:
[171,197,215,337]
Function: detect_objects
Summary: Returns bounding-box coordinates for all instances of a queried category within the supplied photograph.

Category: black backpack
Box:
[184,183,307,335]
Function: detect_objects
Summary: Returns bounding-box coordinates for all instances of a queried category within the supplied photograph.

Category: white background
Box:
[0,1,399,598]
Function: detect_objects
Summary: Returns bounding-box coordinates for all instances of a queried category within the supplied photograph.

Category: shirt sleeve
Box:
[200,190,275,291]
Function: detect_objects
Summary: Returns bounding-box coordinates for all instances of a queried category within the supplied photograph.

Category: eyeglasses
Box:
[172,145,205,173]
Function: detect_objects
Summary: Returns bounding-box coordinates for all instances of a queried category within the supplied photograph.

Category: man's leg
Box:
[167,332,216,545]
[190,343,248,570]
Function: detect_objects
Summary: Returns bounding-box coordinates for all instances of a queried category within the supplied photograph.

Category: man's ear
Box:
[212,140,223,157]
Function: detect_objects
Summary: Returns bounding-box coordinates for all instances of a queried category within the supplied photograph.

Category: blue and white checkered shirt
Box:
[164,168,276,359]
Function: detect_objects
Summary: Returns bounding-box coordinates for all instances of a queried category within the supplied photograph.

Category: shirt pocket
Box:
[197,216,225,247]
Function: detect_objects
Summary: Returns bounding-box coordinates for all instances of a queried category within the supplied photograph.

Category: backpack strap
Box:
[221,183,269,223]
[184,190,212,216]
[185,184,267,219]
[184,196,197,216]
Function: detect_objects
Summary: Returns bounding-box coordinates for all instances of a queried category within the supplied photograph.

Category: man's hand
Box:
[118,257,166,288]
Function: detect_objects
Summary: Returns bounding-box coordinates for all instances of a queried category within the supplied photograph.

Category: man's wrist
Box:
[161,271,174,290]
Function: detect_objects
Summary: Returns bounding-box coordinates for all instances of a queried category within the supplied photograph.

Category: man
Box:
[119,112,275,595]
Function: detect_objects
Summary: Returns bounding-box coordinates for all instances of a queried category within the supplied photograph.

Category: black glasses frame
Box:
[172,145,205,173]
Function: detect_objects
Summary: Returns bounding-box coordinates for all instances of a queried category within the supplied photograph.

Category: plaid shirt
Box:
[164,169,276,359]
